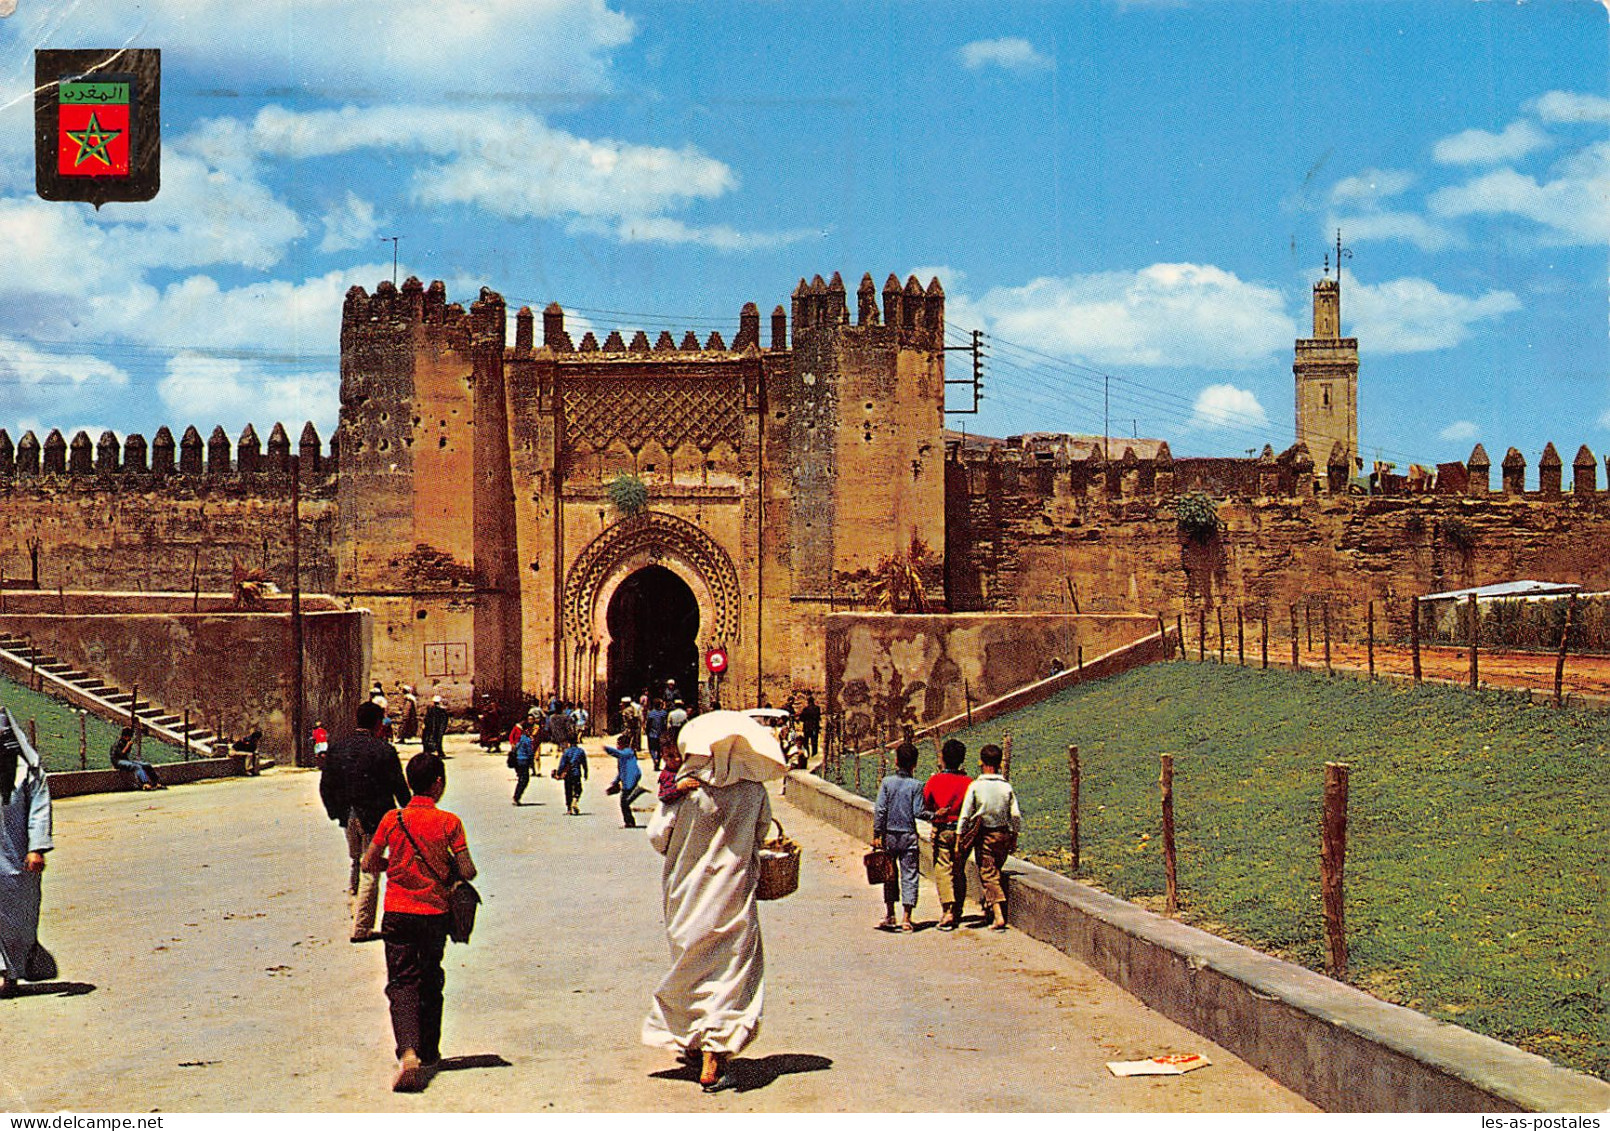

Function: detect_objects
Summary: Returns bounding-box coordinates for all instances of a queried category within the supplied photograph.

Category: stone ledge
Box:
[779,769,1610,1113]
[48,756,253,798]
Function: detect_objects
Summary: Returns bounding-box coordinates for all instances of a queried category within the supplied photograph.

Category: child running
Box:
[604,733,648,827]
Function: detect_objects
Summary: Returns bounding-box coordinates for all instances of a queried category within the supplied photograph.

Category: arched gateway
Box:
[561,511,742,723]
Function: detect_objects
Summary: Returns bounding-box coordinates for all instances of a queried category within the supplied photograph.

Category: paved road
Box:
[3,737,1314,1113]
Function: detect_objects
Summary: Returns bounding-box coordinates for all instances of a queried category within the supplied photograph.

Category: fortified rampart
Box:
[0,423,338,596]
[947,435,1610,635]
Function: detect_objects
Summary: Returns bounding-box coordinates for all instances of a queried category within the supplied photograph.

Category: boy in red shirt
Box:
[362,752,477,1092]
[921,739,972,931]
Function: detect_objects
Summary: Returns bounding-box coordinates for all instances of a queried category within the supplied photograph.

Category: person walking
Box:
[956,743,1022,931]
[619,696,641,752]
[603,734,647,827]
[642,729,776,1093]
[509,728,536,806]
[872,742,924,932]
[554,741,588,815]
[398,685,420,745]
[921,738,973,931]
[798,692,822,764]
[361,752,476,1093]
[644,699,668,773]
[666,699,689,748]
[0,707,55,997]
[319,701,411,943]
[421,696,449,756]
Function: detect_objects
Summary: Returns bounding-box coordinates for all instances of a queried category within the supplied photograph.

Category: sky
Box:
[0,0,1604,475]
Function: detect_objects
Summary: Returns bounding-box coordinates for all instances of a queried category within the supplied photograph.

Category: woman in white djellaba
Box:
[642,711,784,1094]
[0,706,55,996]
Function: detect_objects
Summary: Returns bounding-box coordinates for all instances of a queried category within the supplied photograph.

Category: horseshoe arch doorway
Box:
[605,564,701,721]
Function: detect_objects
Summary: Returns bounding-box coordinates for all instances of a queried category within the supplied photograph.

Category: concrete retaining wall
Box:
[780,770,1610,1113]
[49,756,251,798]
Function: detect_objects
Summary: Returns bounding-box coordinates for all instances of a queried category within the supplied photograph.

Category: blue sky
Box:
[0,0,1604,474]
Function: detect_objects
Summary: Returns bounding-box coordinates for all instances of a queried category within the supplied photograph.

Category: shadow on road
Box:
[649,1052,832,1094]
[3,980,96,998]
[434,1054,512,1073]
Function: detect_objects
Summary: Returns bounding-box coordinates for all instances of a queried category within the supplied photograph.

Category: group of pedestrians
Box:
[872,738,1021,932]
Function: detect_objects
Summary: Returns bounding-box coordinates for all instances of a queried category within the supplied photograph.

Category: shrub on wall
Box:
[606,473,649,518]
[1175,490,1221,543]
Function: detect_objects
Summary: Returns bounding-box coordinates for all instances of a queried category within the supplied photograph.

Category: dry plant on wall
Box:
[607,473,649,519]
[870,535,936,614]
[1175,490,1222,543]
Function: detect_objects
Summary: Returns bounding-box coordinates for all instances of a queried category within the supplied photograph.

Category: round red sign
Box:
[705,648,728,674]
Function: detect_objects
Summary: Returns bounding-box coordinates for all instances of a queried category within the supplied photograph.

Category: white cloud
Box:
[0,337,128,391]
[1189,384,1268,431]
[608,216,817,252]
[237,104,739,223]
[972,264,1297,369]
[1329,168,1416,206]
[1534,91,1610,125]
[12,0,634,99]
[958,38,1053,74]
[319,193,383,254]
[1439,420,1480,442]
[1328,209,1462,252]
[157,353,339,437]
[1341,271,1520,354]
[1429,141,1610,245]
[1599,407,1610,431]
[1433,120,1552,166]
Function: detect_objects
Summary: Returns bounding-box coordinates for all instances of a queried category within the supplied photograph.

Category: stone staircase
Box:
[0,633,221,758]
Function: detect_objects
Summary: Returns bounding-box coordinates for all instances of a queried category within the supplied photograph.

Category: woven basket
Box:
[756,818,801,901]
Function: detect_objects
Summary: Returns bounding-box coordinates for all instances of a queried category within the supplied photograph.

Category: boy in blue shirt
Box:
[604,733,647,827]
[872,742,925,932]
[554,742,588,815]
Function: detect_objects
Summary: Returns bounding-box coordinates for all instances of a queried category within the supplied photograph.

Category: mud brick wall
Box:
[824,611,1157,748]
[0,475,338,596]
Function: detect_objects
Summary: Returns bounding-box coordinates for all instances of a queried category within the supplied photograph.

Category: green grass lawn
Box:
[1,672,187,773]
[832,661,1608,1079]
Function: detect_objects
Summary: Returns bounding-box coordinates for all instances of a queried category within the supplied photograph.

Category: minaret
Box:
[1294,236,1359,481]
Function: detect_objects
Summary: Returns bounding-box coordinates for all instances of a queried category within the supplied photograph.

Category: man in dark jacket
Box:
[421,696,449,755]
[320,701,411,942]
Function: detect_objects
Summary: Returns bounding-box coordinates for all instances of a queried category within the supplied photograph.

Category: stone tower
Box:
[788,272,947,597]
[1294,272,1359,480]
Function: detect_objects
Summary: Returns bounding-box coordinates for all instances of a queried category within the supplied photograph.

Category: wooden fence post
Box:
[1175,614,1184,661]
[1554,593,1577,707]
[1002,731,1013,781]
[1367,601,1375,679]
[183,709,191,761]
[964,682,973,725]
[1161,753,1178,916]
[1217,607,1226,664]
[1198,607,1206,662]
[78,710,87,770]
[131,683,140,759]
[1289,605,1299,670]
[1322,762,1350,979]
[1157,612,1167,654]
[1067,744,1080,874]
[1077,645,1084,670]
[1237,606,1245,666]
[1467,593,1479,690]
[854,750,862,794]
[1260,608,1270,670]
[1323,602,1333,675]
[1305,604,1313,652]
[27,718,36,750]
[1411,597,1422,683]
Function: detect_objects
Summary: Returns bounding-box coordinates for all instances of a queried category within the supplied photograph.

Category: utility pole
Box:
[942,329,984,414]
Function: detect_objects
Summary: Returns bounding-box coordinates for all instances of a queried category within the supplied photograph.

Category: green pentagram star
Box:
[65,112,121,168]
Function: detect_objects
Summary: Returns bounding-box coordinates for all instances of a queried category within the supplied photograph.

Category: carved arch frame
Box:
[562,511,743,653]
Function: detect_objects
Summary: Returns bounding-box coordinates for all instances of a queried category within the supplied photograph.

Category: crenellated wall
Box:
[946,434,1610,635]
[0,422,338,596]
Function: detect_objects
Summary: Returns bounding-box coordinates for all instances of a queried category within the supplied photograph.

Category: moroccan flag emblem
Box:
[58,82,131,176]
[36,49,160,206]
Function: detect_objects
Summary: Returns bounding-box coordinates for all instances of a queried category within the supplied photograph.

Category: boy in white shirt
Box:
[956,743,1022,931]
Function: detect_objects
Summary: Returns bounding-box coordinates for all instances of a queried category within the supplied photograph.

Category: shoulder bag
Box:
[394,810,481,944]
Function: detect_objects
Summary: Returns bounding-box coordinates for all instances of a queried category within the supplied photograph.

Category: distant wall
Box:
[0,598,368,761]
[824,611,1157,748]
